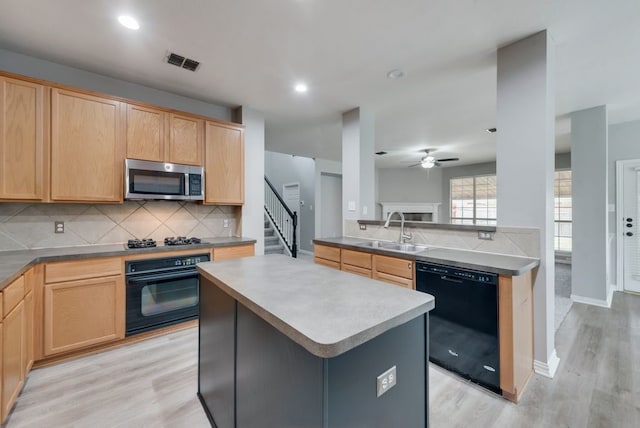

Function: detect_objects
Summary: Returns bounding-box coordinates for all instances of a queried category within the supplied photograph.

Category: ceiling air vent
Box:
[166,52,200,72]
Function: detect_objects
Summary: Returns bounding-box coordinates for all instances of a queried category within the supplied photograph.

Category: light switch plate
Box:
[376,365,397,397]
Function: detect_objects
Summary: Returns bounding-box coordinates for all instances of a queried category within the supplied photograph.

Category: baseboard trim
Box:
[570,293,613,308]
[298,249,314,256]
[534,349,560,378]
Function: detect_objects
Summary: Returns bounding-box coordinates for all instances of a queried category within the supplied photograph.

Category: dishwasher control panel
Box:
[416,262,497,285]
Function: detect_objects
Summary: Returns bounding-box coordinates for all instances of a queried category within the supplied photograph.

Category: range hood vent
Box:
[166,52,200,72]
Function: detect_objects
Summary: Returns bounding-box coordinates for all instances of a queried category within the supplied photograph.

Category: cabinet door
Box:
[204,121,244,204]
[2,301,24,422]
[168,113,203,166]
[23,290,33,374]
[373,255,414,289]
[126,103,165,162]
[51,88,124,202]
[0,77,46,200]
[44,276,125,356]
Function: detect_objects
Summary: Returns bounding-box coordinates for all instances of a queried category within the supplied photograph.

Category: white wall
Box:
[236,107,265,255]
[375,168,443,220]
[0,48,231,121]
[264,151,316,252]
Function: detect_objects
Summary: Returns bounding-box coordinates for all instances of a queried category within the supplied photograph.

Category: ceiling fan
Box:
[408,149,459,169]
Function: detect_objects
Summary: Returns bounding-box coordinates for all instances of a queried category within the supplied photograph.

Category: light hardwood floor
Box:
[5,292,639,427]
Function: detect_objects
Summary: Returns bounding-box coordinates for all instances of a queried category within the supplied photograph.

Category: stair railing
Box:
[264,176,298,258]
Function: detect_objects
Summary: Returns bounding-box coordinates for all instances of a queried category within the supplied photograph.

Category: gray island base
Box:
[197,255,435,428]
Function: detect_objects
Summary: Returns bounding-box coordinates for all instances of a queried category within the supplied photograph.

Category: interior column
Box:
[496,30,558,377]
[571,106,610,304]
[342,108,375,233]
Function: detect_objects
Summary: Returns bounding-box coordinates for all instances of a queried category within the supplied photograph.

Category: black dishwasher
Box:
[416,262,500,393]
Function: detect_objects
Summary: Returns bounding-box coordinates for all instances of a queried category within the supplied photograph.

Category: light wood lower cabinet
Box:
[372,255,414,289]
[43,257,124,357]
[499,270,534,403]
[314,244,341,270]
[43,276,124,357]
[341,249,372,278]
[2,299,24,423]
[212,244,255,261]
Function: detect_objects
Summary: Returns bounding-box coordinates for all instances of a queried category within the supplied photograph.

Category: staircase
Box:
[264,215,285,255]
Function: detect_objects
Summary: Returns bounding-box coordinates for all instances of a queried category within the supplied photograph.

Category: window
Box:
[554,170,572,251]
[450,175,497,225]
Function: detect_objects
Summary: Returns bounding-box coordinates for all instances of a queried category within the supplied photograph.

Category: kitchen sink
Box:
[355,240,430,253]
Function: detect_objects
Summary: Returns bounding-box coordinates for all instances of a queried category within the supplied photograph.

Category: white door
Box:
[283,183,301,244]
[320,173,342,238]
[618,160,640,293]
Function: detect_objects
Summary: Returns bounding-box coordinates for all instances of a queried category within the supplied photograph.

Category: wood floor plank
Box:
[4,291,640,427]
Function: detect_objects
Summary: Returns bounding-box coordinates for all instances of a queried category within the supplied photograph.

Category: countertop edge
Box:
[313,238,540,276]
[198,266,435,358]
[0,238,257,290]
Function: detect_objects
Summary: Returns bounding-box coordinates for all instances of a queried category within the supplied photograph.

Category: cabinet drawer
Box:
[314,245,340,263]
[341,249,372,269]
[342,264,372,279]
[213,245,255,261]
[45,257,122,284]
[3,275,24,318]
[373,271,414,289]
[314,257,340,270]
[373,255,413,280]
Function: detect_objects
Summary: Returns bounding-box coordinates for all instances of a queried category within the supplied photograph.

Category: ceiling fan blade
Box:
[436,157,459,162]
[407,163,421,168]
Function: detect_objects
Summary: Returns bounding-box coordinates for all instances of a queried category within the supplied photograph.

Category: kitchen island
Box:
[197,254,435,428]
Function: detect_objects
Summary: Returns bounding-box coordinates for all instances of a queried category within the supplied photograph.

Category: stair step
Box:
[264,244,285,255]
[265,236,279,245]
[264,228,275,237]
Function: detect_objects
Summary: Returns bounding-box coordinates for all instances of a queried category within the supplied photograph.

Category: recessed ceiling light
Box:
[294,83,308,93]
[486,127,497,133]
[118,15,140,30]
[386,69,405,79]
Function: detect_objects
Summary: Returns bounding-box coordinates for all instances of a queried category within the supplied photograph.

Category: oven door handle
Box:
[127,271,198,284]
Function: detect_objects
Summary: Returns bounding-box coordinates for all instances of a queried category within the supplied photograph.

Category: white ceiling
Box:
[0,0,638,168]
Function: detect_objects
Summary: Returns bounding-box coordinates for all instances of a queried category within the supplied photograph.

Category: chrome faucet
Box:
[384,211,412,243]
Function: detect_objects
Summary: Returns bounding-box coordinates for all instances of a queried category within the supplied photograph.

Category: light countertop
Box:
[197,254,435,358]
[314,237,540,276]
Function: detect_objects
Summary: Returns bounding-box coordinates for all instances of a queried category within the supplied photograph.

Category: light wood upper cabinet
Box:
[168,113,203,166]
[50,88,124,202]
[126,105,203,166]
[204,121,244,205]
[126,104,165,162]
[0,77,47,201]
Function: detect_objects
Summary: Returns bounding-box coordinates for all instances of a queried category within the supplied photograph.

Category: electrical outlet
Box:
[359,224,367,230]
[478,231,494,240]
[223,219,229,228]
[376,365,397,397]
[54,221,64,233]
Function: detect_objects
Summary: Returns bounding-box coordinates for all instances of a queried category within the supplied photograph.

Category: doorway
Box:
[320,173,342,238]
[616,159,640,293]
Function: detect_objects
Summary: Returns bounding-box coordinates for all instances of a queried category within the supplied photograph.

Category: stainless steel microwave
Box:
[125,159,204,201]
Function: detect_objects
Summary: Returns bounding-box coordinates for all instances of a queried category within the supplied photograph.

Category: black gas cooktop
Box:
[126,236,204,249]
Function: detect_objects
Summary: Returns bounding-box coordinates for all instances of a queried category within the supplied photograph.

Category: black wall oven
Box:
[125,253,210,336]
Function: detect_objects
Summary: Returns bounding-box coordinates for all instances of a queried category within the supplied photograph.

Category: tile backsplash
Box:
[0,201,240,251]
[344,220,540,258]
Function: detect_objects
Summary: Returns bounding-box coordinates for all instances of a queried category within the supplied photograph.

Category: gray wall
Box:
[609,119,640,207]
[375,168,443,219]
[0,48,232,121]
[264,151,316,252]
[571,106,609,302]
